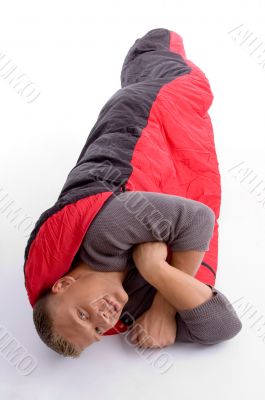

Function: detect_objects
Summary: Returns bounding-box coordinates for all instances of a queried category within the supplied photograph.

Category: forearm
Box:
[151,249,207,312]
[148,267,242,345]
[132,242,242,344]
[147,260,214,311]
[151,290,177,316]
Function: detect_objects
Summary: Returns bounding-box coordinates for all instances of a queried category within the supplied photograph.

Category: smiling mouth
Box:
[95,298,122,335]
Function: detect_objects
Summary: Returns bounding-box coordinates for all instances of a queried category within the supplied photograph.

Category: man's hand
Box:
[132,242,168,283]
[127,296,177,348]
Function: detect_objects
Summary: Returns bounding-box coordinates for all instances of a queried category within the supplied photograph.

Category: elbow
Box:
[224,315,243,341]
[195,316,243,346]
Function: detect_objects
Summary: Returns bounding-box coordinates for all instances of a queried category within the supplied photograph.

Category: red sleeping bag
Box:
[23,28,221,335]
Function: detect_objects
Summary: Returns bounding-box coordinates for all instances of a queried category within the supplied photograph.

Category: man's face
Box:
[49,272,129,351]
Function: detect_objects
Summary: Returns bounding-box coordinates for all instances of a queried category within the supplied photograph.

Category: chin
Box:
[114,290,128,306]
[121,289,129,304]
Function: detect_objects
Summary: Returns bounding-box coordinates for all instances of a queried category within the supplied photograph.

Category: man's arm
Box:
[148,247,211,314]
[132,241,214,312]
[149,289,177,315]
[140,260,242,345]
[133,242,242,345]
[148,260,214,311]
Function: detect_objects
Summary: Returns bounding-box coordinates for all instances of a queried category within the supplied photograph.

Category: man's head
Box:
[33,260,129,358]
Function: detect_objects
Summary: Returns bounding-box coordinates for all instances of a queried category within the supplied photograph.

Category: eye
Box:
[77,310,102,335]
[78,310,88,321]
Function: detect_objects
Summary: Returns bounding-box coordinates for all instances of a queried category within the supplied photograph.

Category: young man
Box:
[32,192,242,357]
[25,27,238,358]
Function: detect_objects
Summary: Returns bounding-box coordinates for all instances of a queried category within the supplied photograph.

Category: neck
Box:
[69,260,128,283]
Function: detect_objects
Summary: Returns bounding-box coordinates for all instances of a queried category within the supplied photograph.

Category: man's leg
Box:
[168,249,206,277]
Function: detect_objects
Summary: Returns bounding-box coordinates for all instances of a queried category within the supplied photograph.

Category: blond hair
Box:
[32,289,82,358]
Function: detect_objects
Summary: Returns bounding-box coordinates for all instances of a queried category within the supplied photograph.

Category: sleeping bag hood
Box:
[23,28,221,332]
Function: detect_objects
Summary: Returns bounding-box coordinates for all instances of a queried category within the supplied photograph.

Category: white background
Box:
[0,0,265,398]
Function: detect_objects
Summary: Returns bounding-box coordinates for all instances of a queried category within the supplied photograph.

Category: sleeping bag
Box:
[23,27,221,335]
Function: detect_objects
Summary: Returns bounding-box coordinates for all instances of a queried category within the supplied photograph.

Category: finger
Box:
[128,330,139,344]
[138,340,156,349]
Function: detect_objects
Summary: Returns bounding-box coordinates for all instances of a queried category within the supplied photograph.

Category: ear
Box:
[51,276,76,294]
